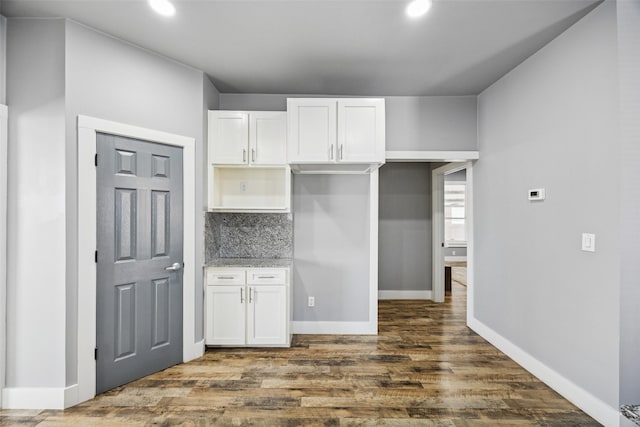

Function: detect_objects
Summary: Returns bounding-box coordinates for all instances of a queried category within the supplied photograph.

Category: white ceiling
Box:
[1,0,601,96]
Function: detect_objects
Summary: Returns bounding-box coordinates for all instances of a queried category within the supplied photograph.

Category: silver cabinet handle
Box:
[252,149,256,162]
[257,275,275,279]
[165,262,182,272]
[249,287,253,303]
[340,144,344,160]
[242,149,247,163]
[330,144,334,160]
[240,288,244,303]
[216,276,235,280]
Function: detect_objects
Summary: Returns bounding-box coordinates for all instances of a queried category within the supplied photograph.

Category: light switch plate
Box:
[581,233,595,252]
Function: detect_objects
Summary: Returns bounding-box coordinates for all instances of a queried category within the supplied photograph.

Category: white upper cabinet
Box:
[209,111,249,165]
[287,98,385,168]
[338,99,385,163]
[287,99,337,163]
[209,110,286,165]
[250,112,287,165]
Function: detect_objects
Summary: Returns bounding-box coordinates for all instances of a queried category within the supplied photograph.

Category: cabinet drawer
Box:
[206,269,246,285]
[247,269,286,285]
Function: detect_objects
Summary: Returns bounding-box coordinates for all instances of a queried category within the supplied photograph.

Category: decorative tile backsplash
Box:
[205,213,293,261]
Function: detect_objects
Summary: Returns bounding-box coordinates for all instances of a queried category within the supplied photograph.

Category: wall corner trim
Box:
[291,321,377,335]
[468,316,620,427]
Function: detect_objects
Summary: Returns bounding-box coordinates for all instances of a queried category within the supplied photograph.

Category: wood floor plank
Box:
[0,283,599,426]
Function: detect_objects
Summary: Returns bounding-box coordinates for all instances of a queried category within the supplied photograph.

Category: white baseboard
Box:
[291,321,376,335]
[2,385,78,409]
[378,290,433,300]
[468,317,620,427]
[183,339,205,362]
[445,256,467,262]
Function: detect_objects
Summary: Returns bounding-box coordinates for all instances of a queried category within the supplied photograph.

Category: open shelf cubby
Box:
[208,166,291,212]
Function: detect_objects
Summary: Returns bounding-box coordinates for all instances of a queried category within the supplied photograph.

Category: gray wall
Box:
[64,20,209,386]
[200,75,220,342]
[6,18,67,388]
[475,1,619,411]
[6,18,215,391]
[219,94,477,151]
[293,175,370,322]
[445,169,466,182]
[0,15,6,104]
[618,0,640,407]
[379,163,432,291]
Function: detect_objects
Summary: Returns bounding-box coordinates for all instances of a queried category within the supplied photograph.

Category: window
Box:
[444,182,466,246]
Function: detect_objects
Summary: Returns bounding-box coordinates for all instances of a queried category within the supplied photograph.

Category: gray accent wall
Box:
[293,175,370,322]
[6,18,67,389]
[379,163,432,292]
[476,0,619,412]
[618,0,640,408]
[219,94,477,151]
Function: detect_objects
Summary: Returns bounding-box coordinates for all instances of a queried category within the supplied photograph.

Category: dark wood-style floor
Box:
[0,283,599,426]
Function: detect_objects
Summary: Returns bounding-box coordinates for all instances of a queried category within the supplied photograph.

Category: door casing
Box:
[431,161,474,307]
[76,116,200,407]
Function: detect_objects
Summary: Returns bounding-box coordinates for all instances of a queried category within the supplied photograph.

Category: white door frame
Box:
[0,104,8,409]
[431,161,473,304]
[75,116,202,407]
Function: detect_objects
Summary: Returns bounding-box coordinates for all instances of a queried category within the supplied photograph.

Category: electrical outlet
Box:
[452,250,456,255]
[240,181,248,192]
[308,296,315,307]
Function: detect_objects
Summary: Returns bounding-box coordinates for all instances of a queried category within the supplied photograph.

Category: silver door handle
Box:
[340,144,344,160]
[240,288,244,303]
[249,287,253,303]
[257,275,275,279]
[243,149,247,162]
[252,149,256,162]
[330,144,334,160]
[165,262,182,272]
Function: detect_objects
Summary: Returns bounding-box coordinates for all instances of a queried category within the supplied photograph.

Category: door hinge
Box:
[95,250,98,263]
[94,348,98,360]
[94,153,98,166]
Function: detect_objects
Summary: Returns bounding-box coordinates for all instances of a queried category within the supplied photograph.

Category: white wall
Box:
[219,94,477,151]
[474,1,620,422]
[378,163,432,292]
[617,0,640,408]
[5,18,68,389]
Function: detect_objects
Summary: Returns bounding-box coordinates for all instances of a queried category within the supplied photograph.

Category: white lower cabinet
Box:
[205,267,291,347]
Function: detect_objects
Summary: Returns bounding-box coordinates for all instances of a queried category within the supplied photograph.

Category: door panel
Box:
[250,112,286,165]
[97,133,183,394]
[205,286,245,345]
[209,111,248,164]
[247,285,287,345]
[287,99,336,163]
[337,99,385,163]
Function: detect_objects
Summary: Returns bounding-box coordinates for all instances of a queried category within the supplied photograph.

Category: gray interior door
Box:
[96,133,183,394]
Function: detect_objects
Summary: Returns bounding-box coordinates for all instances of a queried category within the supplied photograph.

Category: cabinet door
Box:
[250,112,287,165]
[337,99,385,163]
[209,111,249,165]
[205,285,246,345]
[287,99,336,163]
[247,285,288,346]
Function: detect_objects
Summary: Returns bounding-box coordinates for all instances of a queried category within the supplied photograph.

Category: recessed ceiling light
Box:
[148,0,176,17]
[406,0,432,18]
